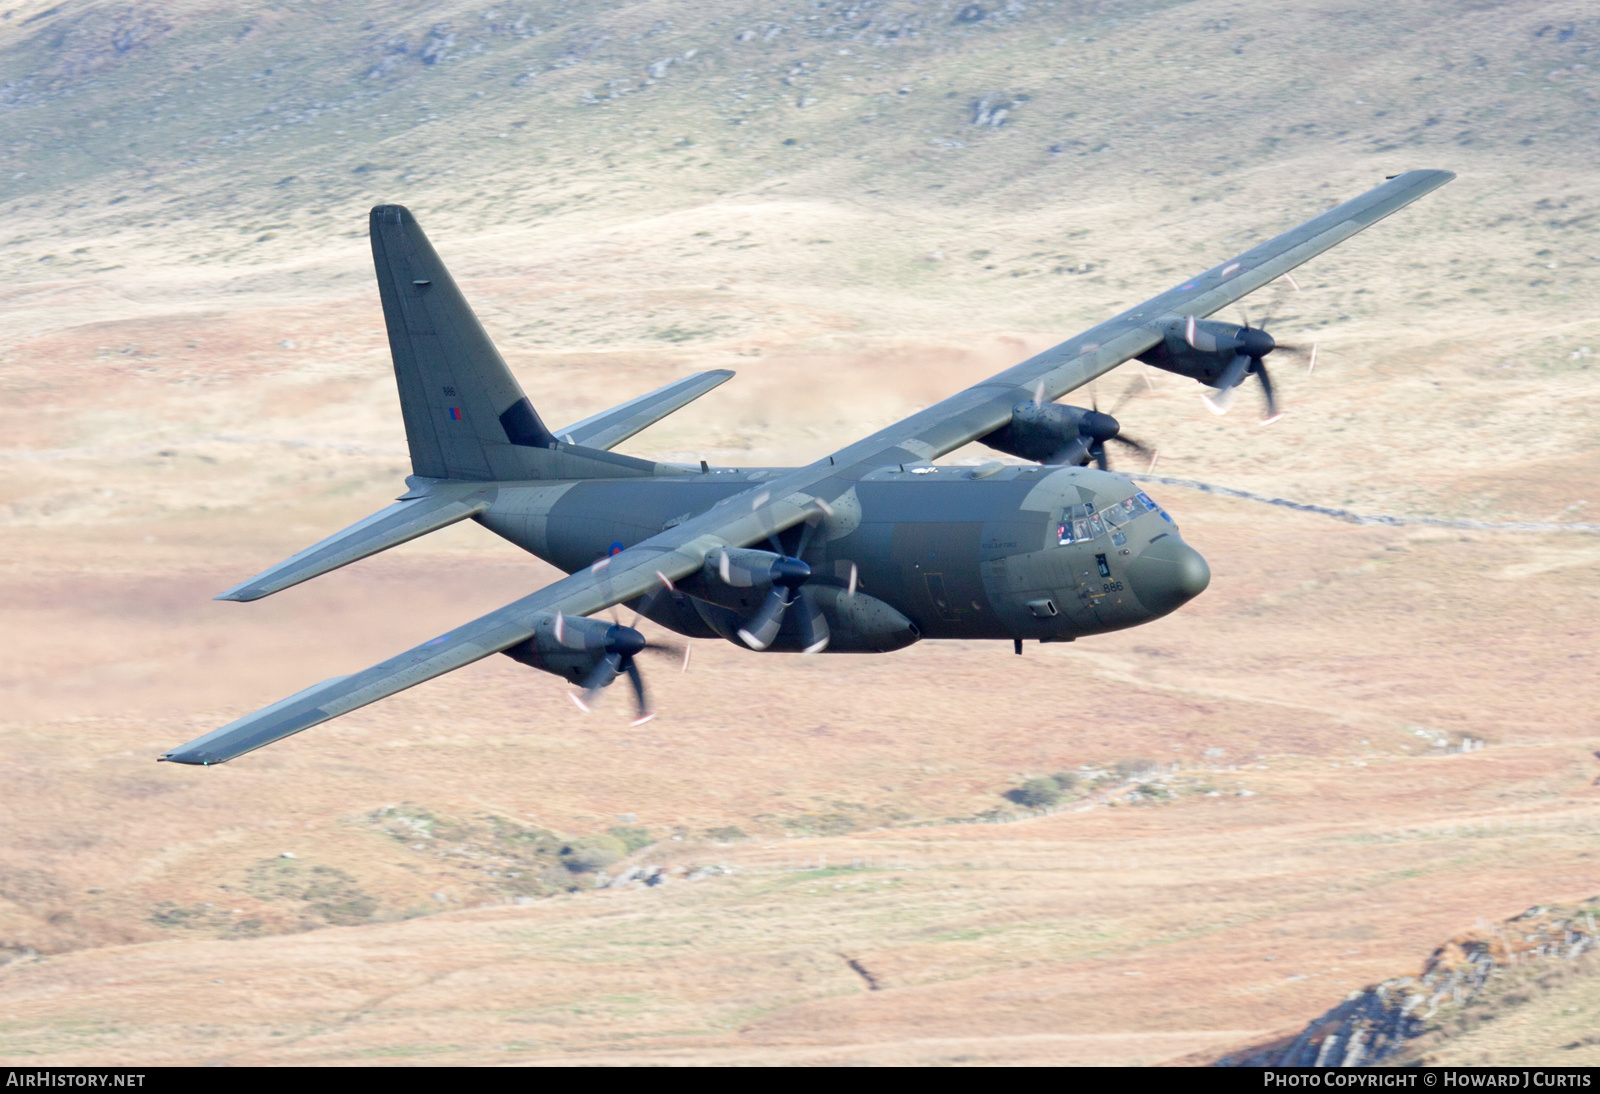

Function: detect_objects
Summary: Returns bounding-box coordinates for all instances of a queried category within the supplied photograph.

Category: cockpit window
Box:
[1058,497,1150,545]
[1136,490,1175,524]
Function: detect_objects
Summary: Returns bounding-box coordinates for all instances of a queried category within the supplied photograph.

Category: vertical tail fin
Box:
[370,205,558,482]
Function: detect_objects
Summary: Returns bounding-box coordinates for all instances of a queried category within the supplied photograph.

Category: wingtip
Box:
[158,751,213,766]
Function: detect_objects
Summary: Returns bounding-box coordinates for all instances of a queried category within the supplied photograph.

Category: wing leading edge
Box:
[165,170,1452,764]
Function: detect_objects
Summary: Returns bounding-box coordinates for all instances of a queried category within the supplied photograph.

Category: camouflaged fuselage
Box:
[476,463,1206,647]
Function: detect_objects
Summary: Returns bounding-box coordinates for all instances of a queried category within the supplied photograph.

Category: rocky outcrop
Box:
[1218,902,1599,1067]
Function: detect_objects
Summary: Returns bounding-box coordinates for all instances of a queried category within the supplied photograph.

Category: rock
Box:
[1219,902,1600,1066]
[419,28,455,66]
[971,95,1023,127]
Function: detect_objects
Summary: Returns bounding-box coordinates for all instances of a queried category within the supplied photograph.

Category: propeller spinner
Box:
[561,601,688,726]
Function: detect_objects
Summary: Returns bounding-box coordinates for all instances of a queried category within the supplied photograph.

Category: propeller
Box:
[737,556,810,651]
[566,617,688,726]
[1192,313,1286,424]
[735,516,831,653]
[1046,393,1156,472]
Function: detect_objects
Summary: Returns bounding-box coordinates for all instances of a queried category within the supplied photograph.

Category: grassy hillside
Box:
[2,0,1598,521]
[1,0,1598,1067]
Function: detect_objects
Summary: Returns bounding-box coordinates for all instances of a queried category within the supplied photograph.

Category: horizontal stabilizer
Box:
[215,485,494,602]
[556,370,734,451]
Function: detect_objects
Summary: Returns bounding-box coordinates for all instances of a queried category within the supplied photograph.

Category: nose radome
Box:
[1129,536,1210,616]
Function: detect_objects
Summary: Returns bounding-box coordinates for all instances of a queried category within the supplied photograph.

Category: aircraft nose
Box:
[1129,536,1210,616]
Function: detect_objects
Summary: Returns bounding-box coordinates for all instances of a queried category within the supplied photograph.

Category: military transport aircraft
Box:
[161,170,1453,765]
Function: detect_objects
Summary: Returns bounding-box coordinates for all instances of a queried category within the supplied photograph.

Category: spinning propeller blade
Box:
[566,621,682,723]
[738,586,793,651]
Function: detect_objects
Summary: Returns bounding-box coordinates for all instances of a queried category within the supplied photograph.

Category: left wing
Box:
[817,169,1455,473]
[163,170,1451,764]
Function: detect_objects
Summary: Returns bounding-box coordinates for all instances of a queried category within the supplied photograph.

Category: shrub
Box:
[704,826,747,842]
[607,825,653,853]
[1049,771,1079,792]
[560,834,627,873]
[1114,757,1159,780]
[1006,776,1062,809]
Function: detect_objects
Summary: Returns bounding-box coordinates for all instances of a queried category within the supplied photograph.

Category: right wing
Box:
[556,370,734,451]
[162,483,826,765]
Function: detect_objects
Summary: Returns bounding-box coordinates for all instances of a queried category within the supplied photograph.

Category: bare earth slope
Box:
[0,0,1597,1066]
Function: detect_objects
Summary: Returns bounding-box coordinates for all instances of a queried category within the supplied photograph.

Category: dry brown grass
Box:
[1,0,1598,1066]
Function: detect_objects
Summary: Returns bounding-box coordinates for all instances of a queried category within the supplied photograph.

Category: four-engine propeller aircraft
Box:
[162,170,1454,765]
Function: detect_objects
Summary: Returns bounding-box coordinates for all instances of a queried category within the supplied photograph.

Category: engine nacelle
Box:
[678,547,804,612]
[688,585,919,653]
[501,612,614,684]
[1137,317,1272,388]
[979,401,1118,466]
